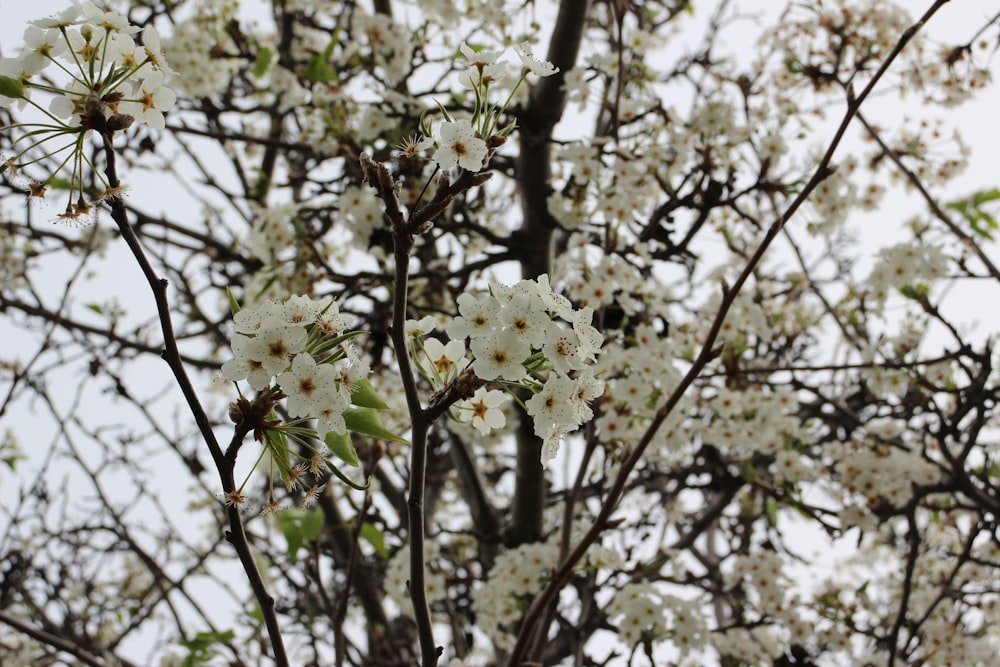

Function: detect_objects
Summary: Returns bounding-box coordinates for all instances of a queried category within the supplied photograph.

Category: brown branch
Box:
[93,119,289,665]
[334,494,373,666]
[856,111,1000,281]
[359,145,500,664]
[0,609,136,667]
[0,294,219,371]
[360,152,440,666]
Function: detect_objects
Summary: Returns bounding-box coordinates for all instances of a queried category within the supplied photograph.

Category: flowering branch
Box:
[856,111,1000,281]
[506,1,952,663]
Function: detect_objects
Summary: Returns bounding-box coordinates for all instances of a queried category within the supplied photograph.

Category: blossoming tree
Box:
[2,0,1000,665]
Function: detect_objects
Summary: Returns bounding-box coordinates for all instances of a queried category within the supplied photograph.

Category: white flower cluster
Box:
[405,315,509,437]
[220,295,361,438]
[351,11,415,85]
[700,386,809,459]
[724,551,789,615]
[712,626,785,664]
[399,41,559,174]
[866,241,948,306]
[832,437,939,509]
[607,584,707,653]
[247,202,300,261]
[769,0,913,100]
[590,322,683,454]
[607,583,669,644]
[471,541,560,649]
[164,2,239,99]
[1,3,176,128]
[454,40,559,94]
[444,276,604,466]
[1,2,177,222]
[806,161,859,236]
[339,184,387,250]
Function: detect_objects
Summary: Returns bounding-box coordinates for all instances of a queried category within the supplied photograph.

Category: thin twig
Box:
[361,152,440,666]
[334,493,373,666]
[95,124,289,666]
[0,609,134,667]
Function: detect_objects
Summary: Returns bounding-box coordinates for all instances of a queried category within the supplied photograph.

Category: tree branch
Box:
[94,120,289,666]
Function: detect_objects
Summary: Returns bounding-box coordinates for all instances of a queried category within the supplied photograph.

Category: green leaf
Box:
[284,523,303,561]
[252,46,274,78]
[899,283,930,302]
[976,213,998,240]
[343,407,409,443]
[179,629,236,667]
[304,36,339,82]
[496,119,518,137]
[310,329,366,358]
[973,187,1000,205]
[277,508,324,560]
[302,507,324,538]
[0,75,24,99]
[350,378,389,409]
[764,498,779,526]
[179,629,235,651]
[738,461,759,483]
[433,98,455,123]
[946,198,968,212]
[325,430,360,467]
[418,107,433,137]
[263,425,293,476]
[946,188,1000,240]
[86,303,104,315]
[46,176,73,191]
[360,521,388,559]
[304,55,336,82]
[0,431,25,473]
[226,286,241,316]
[817,590,840,609]
[326,458,371,491]
[254,272,280,301]
[1,452,24,472]
[249,605,264,624]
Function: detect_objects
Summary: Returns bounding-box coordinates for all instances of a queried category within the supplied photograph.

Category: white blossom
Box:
[433,119,488,172]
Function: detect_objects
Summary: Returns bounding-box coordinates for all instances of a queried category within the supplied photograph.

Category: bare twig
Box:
[0,609,136,667]
[361,152,440,666]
